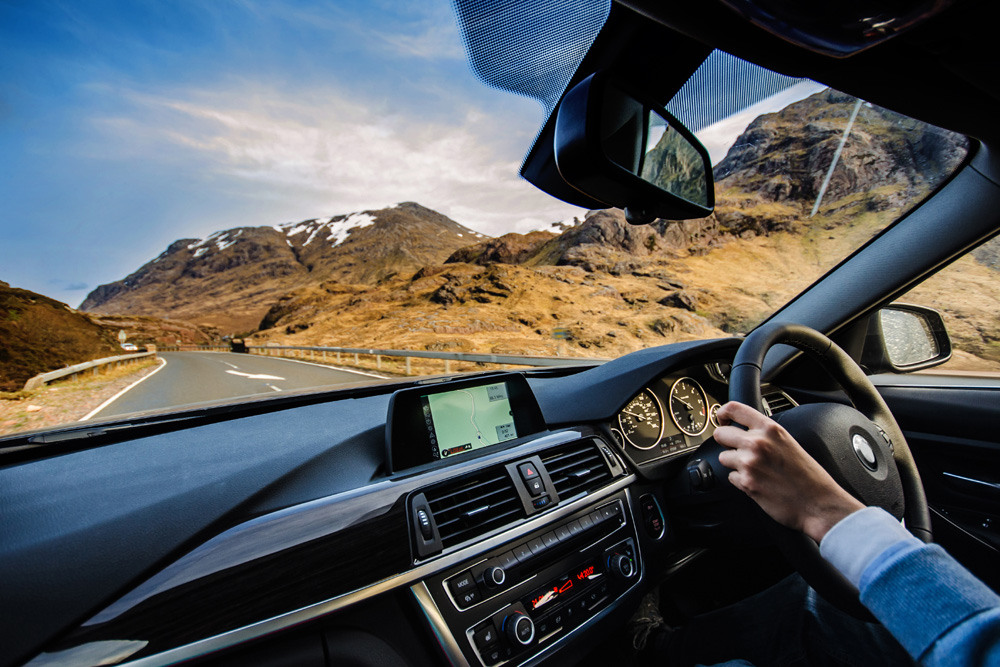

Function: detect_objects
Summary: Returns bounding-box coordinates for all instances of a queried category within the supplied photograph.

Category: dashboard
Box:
[1,336,799,667]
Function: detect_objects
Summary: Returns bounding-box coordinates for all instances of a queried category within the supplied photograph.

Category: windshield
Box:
[0,2,967,438]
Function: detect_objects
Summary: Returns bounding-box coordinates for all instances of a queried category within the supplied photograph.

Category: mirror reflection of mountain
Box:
[81,91,979,360]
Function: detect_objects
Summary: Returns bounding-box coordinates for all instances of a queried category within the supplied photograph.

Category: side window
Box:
[891,235,1000,375]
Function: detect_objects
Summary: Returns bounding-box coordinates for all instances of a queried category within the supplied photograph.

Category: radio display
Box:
[423,382,518,460]
[526,560,604,613]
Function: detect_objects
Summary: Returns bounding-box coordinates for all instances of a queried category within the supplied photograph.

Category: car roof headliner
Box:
[626,0,999,143]
[522,0,999,205]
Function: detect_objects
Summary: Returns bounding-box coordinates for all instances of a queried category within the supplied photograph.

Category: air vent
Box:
[540,440,613,501]
[423,468,522,548]
[762,389,797,416]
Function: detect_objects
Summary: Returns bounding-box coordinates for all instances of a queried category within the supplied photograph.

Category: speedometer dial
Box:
[617,389,664,450]
[669,377,709,436]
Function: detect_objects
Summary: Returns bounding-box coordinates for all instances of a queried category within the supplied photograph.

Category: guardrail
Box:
[157,344,609,374]
[23,351,158,391]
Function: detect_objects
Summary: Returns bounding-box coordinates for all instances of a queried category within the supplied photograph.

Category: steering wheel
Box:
[701,322,932,618]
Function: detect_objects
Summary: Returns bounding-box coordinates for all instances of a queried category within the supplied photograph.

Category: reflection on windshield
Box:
[0,36,968,437]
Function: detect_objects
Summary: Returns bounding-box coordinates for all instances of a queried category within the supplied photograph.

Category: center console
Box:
[414,489,642,666]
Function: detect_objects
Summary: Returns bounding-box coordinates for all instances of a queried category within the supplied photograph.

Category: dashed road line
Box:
[252,355,388,379]
[226,370,285,380]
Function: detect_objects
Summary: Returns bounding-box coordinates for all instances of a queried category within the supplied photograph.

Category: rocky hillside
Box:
[252,90,970,358]
[81,203,486,333]
[80,89,980,364]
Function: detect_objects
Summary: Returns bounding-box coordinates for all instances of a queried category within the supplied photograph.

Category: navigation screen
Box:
[422,382,518,459]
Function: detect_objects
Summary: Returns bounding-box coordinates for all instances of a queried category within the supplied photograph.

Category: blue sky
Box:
[1,0,582,306]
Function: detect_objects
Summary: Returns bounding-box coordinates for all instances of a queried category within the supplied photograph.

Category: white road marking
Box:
[266,384,282,392]
[226,370,285,381]
[221,361,240,369]
[255,355,388,379]
[80,357,168,421]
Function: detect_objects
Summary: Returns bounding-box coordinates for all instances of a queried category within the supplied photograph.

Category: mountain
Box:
[80,90,979,363]
[81,203,487,333]
[251,89,971,358]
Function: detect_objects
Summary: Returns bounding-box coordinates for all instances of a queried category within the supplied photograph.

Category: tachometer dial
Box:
[617,389,664,450]
[669,377,709,436]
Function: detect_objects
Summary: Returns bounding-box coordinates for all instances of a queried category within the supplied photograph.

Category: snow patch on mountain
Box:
[326,212,377,247]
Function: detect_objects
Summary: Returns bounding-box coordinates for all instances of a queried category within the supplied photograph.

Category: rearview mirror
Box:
[554,72,714,225]
[862,303,952,373]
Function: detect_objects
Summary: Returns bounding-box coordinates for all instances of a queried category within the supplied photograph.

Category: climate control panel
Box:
[418,490,641,667]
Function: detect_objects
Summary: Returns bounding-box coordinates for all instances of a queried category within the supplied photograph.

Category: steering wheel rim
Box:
[728,322,931,617]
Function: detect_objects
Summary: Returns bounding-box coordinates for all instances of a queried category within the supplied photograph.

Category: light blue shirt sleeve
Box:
[819,506,1000,666]
[819,506,919,588]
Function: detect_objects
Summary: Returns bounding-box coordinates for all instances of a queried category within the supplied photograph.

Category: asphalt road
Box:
[88,352,383,420]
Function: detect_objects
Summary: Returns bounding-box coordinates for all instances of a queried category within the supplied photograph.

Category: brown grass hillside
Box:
[0,282,120,392]
[0,281,220,392]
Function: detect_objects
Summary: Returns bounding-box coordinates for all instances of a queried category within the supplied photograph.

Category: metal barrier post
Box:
[405,357,411,374]
[445,359,451,373]
[376,354,381,370]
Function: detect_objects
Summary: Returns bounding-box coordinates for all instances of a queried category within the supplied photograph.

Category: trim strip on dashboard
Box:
[103,472,636,667]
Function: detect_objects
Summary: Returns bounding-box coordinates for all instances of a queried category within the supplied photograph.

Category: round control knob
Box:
[503,612,535,646]
[608,553,635,580]
[482,565,506,589]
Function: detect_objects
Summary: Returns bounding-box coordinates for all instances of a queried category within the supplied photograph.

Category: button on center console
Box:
[448,571,481,609]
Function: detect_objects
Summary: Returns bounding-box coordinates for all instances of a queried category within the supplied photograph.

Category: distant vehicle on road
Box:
[121,343,138,351]
[229,338,248,353]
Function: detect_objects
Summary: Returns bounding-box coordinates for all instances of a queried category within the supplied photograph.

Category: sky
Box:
[0,0,585,306]
[0,0,824,308]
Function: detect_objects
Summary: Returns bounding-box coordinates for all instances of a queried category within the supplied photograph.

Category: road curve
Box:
[88,352,384,420]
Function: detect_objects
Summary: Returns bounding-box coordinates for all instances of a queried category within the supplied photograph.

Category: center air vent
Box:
[540,440,613,502]
[762,389,797,416]
[423,468,522,549]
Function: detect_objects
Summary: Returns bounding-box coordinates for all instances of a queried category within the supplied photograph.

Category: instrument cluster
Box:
[610,363,728,467]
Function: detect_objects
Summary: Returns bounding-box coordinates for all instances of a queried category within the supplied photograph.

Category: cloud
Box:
[372,22,466,60]
[88,83,582,236]
[46,278,89,291]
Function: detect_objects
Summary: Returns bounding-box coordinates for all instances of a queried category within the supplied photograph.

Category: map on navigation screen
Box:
[423,382,517,459]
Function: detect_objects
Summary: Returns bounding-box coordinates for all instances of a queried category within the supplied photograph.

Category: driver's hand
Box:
[714,401,864,543]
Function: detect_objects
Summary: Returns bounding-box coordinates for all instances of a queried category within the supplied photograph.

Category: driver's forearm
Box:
[821,507,1000,665]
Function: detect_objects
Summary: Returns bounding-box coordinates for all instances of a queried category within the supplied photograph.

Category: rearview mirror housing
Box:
[554,72,714,225]
[863,303,952,373]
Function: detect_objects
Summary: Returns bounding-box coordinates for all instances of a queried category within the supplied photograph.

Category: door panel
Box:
[874,379,1000,590]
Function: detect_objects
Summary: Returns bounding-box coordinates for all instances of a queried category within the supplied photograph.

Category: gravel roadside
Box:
[0,358,161,437]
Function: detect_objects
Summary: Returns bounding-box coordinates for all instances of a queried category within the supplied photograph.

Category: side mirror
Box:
[863,303,952,373]
[554,72,714,225]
